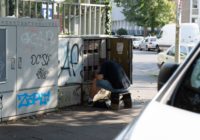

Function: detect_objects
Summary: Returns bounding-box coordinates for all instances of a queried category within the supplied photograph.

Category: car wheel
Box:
[156,45,160,53]
[146,46,149,51]
[157,62,163,69]
[160,62,164,68]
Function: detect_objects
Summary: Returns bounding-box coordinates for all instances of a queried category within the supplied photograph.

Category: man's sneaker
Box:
[87,98,93,106]
[87,100,93,106]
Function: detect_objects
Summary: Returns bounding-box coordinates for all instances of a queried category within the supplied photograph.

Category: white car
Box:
[115,42,200,140]
[157,44,194,68]
[132,36,144,49]
[139,36,157,51]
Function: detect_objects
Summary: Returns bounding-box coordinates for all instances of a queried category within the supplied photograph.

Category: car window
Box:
[188,47,193,52]
[134,38,142,41]
[169,55,200,113]
[180,46,187,55]
[167,47,175,56]
[157,30,163,39]
[191,58,200,89]
[150,38,156,42]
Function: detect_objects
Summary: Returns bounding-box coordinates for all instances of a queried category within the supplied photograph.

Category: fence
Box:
[0,0,108,35]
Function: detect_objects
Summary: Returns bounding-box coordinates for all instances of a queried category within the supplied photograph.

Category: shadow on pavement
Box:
[0,105,143,140]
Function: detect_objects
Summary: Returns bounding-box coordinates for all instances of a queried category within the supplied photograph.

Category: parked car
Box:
[157,43,194,68]
[115,42,200,140]
[139,36,157,51]
[132,36,144,49]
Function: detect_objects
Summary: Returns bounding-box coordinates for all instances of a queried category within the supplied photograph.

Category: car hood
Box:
[115,101,200,140]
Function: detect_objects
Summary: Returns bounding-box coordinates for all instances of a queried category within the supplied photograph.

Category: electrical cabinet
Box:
[0,18,59,119]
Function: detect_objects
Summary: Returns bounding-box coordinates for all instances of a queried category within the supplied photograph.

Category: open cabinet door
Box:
[107,38,133,83]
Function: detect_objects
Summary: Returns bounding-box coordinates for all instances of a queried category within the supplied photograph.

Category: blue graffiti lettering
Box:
[17,91,51,108]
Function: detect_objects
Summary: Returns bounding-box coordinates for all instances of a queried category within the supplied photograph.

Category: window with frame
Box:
[193,0,198,8]
[0,29,6,83]
[192,17,198,23]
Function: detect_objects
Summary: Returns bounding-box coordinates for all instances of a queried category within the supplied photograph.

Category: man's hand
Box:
[96,74,104,80]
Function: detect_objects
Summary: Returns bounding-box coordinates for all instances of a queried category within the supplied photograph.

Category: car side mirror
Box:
[157,63,179,91]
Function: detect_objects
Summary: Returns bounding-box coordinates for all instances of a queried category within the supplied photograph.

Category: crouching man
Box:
[89,60,131,108]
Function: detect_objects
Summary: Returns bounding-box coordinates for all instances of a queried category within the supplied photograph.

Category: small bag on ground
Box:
[92,88,111,108]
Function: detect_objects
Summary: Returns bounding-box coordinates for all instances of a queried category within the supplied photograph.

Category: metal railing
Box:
[0,0,108,35]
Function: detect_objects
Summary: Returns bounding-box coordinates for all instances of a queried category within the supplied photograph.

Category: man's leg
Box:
[96,79,114,91]
[96,79,129,93]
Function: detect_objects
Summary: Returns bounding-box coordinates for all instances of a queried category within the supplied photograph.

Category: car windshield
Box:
[188,47,193,52]
[150,38,156,41]
[133,37,143,41]
[180,46,187,55]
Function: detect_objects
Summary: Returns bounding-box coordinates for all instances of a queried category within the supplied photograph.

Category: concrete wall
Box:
[58,36,83,107]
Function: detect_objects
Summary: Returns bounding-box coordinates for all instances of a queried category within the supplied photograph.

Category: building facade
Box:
[175,0,200,25]
[189,0,200,25]
[111,0,143,35]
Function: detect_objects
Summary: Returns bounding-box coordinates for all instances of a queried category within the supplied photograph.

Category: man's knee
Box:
[96,80,113,91]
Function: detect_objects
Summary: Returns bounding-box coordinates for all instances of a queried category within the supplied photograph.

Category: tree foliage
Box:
[113,0,176,35]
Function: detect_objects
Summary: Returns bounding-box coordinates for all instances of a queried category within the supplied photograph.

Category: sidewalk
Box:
[0,51,159,140]
[0,82,158,140]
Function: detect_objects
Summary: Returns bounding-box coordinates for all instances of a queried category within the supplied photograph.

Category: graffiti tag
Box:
[31,54,51,66]
[17,91,51,108]
[36,68,49,79]
[59,42,80,77]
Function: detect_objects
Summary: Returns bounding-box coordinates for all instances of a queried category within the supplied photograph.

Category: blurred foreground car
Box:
[132,36,144,49]
[115,42,200,140]
[157,44,194,68]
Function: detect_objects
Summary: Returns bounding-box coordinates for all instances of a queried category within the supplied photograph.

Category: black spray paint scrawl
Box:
[36,68,49,79]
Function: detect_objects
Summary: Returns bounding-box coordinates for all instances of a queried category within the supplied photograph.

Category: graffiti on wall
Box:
[31,54,51,79]
[19,28,57,81]
[31,54,51,66]
[17,90,51,108]
[60,42,80,77]
[36,68,49,79]
[58,38,83,85]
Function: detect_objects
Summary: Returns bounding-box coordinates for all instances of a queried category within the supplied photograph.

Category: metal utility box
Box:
[0,18,59,120]
[58,36,133,107]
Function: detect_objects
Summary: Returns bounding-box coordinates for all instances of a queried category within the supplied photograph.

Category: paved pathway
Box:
[0,50,159,140]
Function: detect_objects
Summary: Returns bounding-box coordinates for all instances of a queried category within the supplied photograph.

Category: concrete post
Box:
[0,0,6,17]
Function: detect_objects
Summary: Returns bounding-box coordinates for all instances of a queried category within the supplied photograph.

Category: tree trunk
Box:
[151,26,155,36]
[143,26,148,36]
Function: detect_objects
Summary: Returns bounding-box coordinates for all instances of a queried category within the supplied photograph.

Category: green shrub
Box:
[116,28,128,35]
